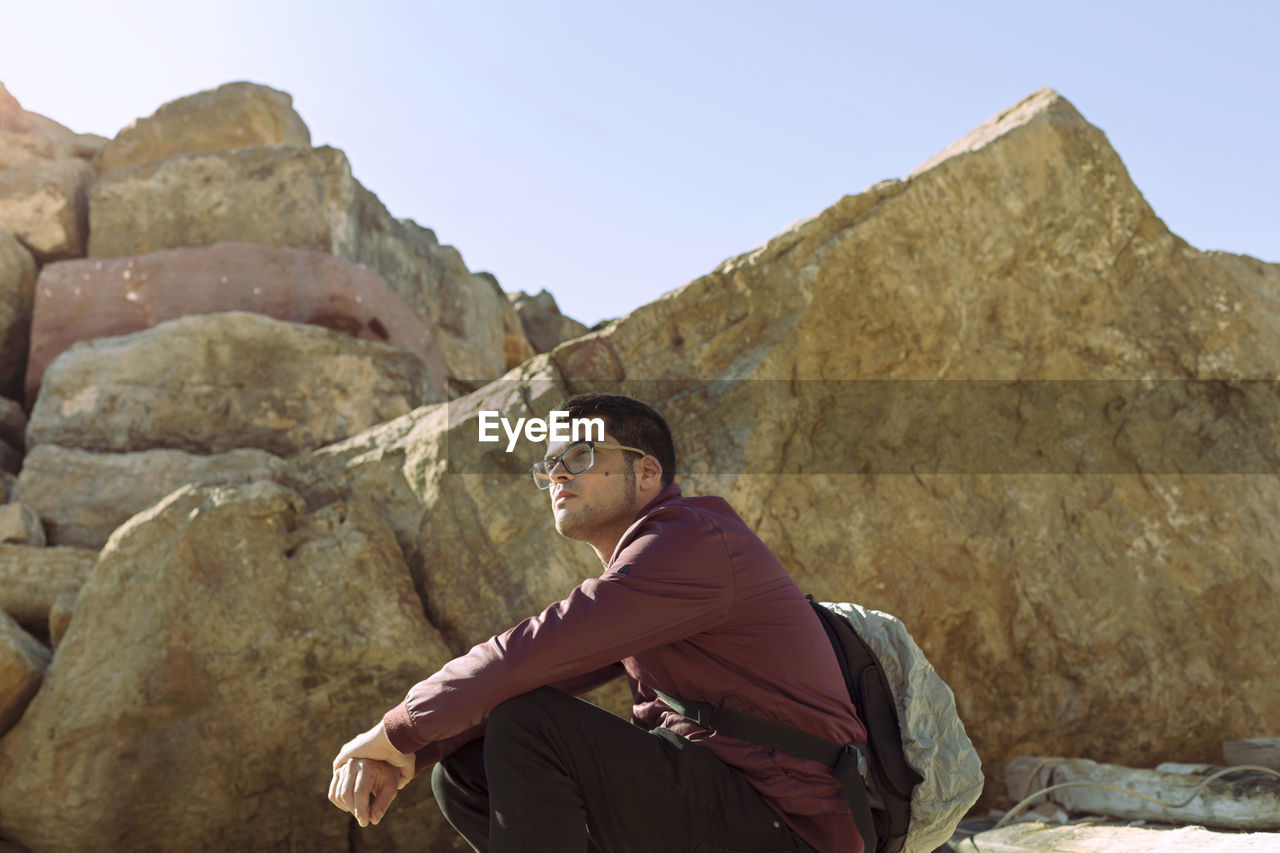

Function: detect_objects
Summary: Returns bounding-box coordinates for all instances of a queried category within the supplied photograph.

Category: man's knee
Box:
[487,686,567,739]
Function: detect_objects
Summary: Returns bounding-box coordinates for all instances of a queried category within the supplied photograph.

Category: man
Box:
[329,394,866,851]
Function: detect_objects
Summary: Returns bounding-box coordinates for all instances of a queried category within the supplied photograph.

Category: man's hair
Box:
[562,393,676,486]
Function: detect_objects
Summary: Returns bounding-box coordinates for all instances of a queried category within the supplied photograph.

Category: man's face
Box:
[544,432,638,543]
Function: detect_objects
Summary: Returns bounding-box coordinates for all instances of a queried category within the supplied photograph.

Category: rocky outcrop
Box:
[26,311,436,457]
[0,83,107,165]
[0,610,49,737]
[0,504,43,547]
[13,444,286,549]
[0,480,459,851]
[0,158,93,262]
[25,242,450,402]
[97,81,311,175]
[88,144,530,382]
[288,89,1280,811]
[0,230,35,399]
[509,288,590,354]
[0,544,96,634]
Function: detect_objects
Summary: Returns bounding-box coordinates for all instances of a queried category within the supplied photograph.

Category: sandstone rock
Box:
[13,444,286,549]
[509,289,590,354]
[26,311,435,457]
[0,479,458,851]
[46,589,76,649]
[0,83,105,163]
[0,472,13,503]
[0,544,96,634]
[0,159,93,262]
[0,504,43,547]
[25,242,449,403]
[0,399,23,452]
[290,89,1280,809]
[0,231,35,400]
[97,81,311,175]
[0,609,49,736]
[88,145,529,382]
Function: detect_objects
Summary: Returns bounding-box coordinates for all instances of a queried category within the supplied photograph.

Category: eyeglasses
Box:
[530,440,646,490]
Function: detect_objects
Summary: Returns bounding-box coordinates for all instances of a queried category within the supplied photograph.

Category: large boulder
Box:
[509,288,590,354]
[26,311,436,457]
[0,543,96,634]
[0,230,36,399]
[88,145,531,383]
[0,479,460,851]
[289,89,1280,806]
[97,81,311,175]
[13,444,286,549]
[25,242,450,403]
[0,610,49,737]
[0,158,93,262]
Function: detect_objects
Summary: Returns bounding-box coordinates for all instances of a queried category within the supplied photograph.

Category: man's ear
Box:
[638,454,664,490]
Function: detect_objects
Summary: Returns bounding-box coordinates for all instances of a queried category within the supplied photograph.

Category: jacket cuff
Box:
[382,701,426,753]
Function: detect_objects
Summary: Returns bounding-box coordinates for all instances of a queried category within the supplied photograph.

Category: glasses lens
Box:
[562,443,594,474]
[531,442,596,489]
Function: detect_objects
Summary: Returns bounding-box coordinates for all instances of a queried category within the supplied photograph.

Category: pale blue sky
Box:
[6,1,1277,326]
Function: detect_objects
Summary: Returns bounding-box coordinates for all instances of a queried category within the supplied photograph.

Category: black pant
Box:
[430,687,814,853]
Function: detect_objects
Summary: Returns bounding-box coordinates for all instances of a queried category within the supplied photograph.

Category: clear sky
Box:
[5,1,1276,327]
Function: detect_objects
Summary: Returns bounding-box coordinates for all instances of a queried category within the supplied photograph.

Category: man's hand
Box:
[328,757,403,828]
[332,721,415,787]
[329,722,416,828]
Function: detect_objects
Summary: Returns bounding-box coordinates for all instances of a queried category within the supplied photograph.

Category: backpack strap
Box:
[654,688,879,853]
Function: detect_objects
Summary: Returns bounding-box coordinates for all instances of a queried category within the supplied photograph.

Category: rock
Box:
[0,230,35,400]
[968,820,1280,851]
[285,356,602,651]
[0,83,106,164]
[0,398,24,452]
[47,588,76,648]
[0,544,96,635]
[0,472,13,503]
[0,609,49,737]
[0,441,17,476]
[13,444,286,549]
[291,89,1280,809]
[0,479,459,851]
[97,81,311,175]
[0,504,43,546]
[0,159,93,262]
[88,145,530,382]
[26,311,435,457]
[25,242,450,403]
[509,289,590,354]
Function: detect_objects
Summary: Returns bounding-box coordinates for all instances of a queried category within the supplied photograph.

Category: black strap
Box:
[654,689,879,852]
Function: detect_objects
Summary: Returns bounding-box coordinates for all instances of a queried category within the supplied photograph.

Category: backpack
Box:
[657,598,984,853]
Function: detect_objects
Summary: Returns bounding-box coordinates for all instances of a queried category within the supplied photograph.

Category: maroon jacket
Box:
[382,483,865,852]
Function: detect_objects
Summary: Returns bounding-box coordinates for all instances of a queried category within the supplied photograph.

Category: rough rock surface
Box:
[0,544,96,634]
[0,83,106,164]
[0,480,459,851]
[0,230,36,399]
[88,145,530,382]
[0,158,93,263]
[0,504,43,546]
[0,610,49,737]
[14,444,286,549]
[509,288,590,354]
[97,81,311,175]
[25,242,450,403]
[26,311,435,457]
[289,89,1280,809]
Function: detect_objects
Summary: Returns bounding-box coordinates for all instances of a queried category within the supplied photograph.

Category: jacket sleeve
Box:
[381,508,734,758]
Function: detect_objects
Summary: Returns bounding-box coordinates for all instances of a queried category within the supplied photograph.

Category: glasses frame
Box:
[530,440,647,489]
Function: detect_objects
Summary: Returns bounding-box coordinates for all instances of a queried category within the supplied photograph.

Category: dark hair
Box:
[562,393,676,486]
